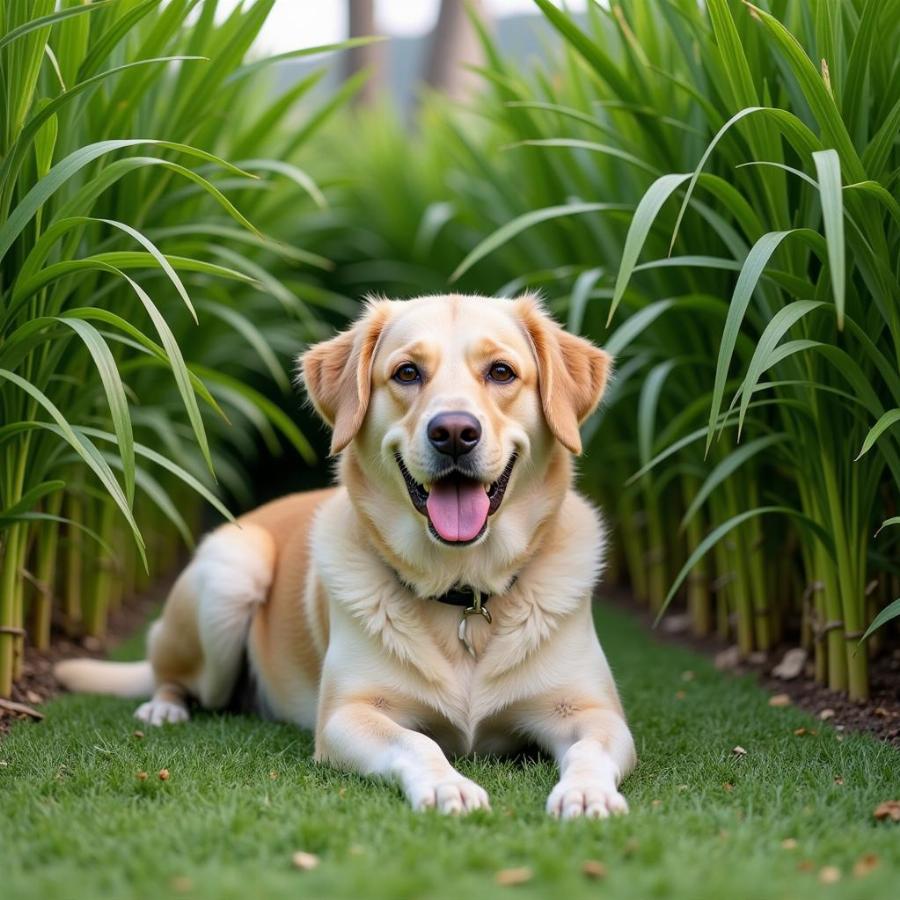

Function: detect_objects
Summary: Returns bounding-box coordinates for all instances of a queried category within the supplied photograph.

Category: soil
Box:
[0,579,170,738]
[605,589,900,748]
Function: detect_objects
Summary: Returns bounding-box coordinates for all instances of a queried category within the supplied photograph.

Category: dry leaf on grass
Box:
[136,771,148,782]
[834,776,844,785]
[768,693,792,707]
[132,730,144,739]
[793,727,817,737]
[495,867,533,886]
[291,851,320,871]
[818,866,841,885]
[772,647,807,680]
[158,768,170,781]
[852,853,879,878]
[582,860,607,880]
[780,838,798,850]
[873,800,900,822]
[818,708,835,721]
[715,646,741,671]
[732,746,747,757]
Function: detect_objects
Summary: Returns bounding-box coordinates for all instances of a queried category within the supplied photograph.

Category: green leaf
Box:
[451,202,630,282]
[811,150,846,328]
[859,599,900,644]
[855,409,900,460]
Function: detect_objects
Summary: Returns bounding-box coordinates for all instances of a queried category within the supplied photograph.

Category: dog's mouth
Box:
[396,454,517,545]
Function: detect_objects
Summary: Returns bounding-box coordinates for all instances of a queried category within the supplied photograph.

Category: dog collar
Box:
[432,585,482,607]
[394,574,517,658]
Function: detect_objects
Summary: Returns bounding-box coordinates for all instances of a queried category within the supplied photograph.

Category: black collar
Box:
[432,585,482,607]
[423,576,518,608]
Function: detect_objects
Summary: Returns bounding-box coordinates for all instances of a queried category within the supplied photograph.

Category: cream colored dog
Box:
[56,294,636,818]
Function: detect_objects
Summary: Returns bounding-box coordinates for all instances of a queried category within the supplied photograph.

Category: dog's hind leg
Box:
[138,523,275,725]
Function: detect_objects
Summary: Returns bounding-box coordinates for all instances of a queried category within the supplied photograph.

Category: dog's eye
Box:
[487,362,516,384]
[393,363,421,384]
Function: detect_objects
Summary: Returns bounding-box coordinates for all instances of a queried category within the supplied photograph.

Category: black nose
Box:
[427,411,482,459]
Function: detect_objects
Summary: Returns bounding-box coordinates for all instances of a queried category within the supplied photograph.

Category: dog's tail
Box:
[54,658,154,698]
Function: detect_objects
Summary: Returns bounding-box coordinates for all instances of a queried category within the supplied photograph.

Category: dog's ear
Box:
[300,301,391,455]
[517,294,611,455]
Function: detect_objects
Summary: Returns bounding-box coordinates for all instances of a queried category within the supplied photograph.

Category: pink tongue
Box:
[426,477,490,542]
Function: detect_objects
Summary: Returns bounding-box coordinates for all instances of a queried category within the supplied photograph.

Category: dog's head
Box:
[301,294,610,552]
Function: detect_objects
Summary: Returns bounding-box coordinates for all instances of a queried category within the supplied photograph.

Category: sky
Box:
[215,1,589,54]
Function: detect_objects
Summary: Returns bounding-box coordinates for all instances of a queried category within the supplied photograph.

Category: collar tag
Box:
[457,591,491,658]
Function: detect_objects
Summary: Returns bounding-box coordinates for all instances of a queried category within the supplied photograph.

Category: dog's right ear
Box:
[300,302,391,455]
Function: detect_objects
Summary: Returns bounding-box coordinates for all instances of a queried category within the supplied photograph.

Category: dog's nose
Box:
[427,411,482,459]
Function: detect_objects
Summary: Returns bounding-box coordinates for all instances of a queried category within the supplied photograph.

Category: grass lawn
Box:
[1,602,897,900]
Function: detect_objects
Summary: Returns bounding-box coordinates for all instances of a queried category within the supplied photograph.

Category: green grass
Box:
[1,603,897,900]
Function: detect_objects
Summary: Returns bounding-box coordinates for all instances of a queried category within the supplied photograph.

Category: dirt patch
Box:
[0,578,171,738]
[603,590,900,748]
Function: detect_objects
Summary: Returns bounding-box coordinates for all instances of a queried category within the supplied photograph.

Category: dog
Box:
[55,293,636,818]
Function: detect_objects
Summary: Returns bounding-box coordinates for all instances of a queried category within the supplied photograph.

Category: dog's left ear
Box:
[300,301,391,455]
[517,295,611,455]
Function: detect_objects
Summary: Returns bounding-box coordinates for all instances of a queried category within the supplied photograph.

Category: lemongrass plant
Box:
[0,0,362,696]
[311,0,898,700]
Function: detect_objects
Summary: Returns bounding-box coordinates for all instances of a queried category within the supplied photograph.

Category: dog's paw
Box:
[546,777,628,820]
[134,698,189,726]
[408,774,491,815]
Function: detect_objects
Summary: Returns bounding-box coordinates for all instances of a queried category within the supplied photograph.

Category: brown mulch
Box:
[603,589,900,748]
[0,578,170,738]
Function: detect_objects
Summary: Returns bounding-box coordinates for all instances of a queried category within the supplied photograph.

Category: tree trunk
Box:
[344,0,382,106]
[423,0,487,101]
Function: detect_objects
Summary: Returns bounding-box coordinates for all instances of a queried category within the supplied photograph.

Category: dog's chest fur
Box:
[306,489,606,754]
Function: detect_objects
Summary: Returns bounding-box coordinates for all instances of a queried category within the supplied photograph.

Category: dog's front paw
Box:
[546,777,628,820]
[134,698,189,726]
[407,773,491,815]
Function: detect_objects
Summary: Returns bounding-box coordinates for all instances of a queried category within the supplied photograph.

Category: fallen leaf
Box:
[773,647,807,680]
[818,866,841,885]
[834,776,844,786]
[793,727,817,737]
[873,800,900,822]
[674,690,686,701]
[495,867,533,886]
[818,708,835,721]
[132,730,144,740]
[136,771,148,781]
[25,690,42,704]
[722,783,734,792]
[292,851,320,871]
[732,746,747,757]
[158,768,170,781]
[661,613,691,634]
[796,860,814,873]
[582,860,607,880]
[715,646,741,671]
[780,838,798,850]
[852,853,879,878]
[873,707,892,718]
[769,693,792,707]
